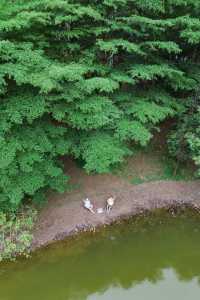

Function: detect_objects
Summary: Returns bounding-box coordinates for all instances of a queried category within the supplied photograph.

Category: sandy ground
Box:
[32,160,200,250]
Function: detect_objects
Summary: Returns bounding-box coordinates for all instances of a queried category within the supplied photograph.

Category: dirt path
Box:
[32,160,200,250]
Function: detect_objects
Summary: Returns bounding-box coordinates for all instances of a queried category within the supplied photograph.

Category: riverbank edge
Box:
[31,180,200,251]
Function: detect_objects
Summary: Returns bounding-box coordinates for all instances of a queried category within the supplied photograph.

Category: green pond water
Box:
[1,210,200,300]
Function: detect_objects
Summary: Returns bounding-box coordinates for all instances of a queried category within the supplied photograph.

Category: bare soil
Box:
[32,159,200,250]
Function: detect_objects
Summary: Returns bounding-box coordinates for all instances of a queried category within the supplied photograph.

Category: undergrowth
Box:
[114,142,195,184]
[0,207,37,262]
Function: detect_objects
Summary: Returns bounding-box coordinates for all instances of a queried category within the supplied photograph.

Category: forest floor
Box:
[32,141,200,250]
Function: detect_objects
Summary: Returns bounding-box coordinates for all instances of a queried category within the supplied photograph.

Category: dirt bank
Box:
[32,161,200,250]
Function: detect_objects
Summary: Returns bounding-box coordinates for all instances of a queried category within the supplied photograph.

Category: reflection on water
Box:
[88,269,200,300]
[1,210,200,300]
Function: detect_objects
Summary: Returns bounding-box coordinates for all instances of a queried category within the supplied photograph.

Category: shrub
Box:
[168,94,200,176]
[0,207,37,261]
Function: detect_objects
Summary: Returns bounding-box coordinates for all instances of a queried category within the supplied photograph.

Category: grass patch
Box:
[113,143,195,185]
[131,159,193,184]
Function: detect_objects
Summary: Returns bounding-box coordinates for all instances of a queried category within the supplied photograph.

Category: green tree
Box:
[1,0,200,211]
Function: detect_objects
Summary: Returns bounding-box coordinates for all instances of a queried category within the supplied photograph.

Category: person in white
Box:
[83,198,95,214]
[106,196,116,212]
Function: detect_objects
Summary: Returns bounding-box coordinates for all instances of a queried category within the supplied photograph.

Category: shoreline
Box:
[32,180,200,251]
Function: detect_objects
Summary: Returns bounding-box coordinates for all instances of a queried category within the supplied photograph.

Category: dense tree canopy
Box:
[1,0,200,211]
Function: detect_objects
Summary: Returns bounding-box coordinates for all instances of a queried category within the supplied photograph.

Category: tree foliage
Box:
[168,92,200,176]
[1,0,200,211]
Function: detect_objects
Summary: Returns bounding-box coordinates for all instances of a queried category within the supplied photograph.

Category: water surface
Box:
[1,210,200,300]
